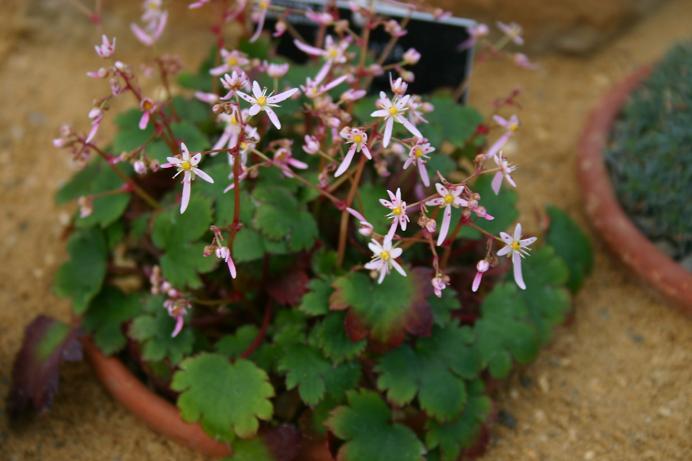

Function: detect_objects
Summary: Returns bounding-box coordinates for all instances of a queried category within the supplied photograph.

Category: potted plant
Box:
[578,43,692,312]
[8,1,593,460]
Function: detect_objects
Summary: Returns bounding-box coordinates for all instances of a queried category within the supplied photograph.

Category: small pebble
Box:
[498,409,517,429]
[520,374,533,388]
[534,409,545,422]
[584,450,595,460]
[628,330,645,344]
[539,374,550,393]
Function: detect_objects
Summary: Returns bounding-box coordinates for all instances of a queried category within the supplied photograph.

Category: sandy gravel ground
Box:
[1,1,691,460]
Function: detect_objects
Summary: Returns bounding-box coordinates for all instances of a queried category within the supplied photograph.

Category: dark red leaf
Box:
[343,310,368,342]
[7,315,82,424]
[263,424,302,461]
[404,268,434,337]
[267,269,309,306]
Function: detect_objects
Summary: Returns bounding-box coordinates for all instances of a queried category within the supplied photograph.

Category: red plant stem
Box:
[440,215,470,267]
[117,68,179,154]
[336,155,367,267]
[240,301,273,359]
[85,141,160,209]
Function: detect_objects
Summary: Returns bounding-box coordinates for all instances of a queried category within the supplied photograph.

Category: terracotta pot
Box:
[83,338,333,460]
[576,65,692,313]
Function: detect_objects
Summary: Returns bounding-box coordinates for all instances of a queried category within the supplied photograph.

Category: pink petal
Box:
[437,206,452,246]
[514,223,523,240]
[250,9,266,42]
[236,91,255,104]
[248,104,261,117]
[192,167,214,183]
[171,315,184,338]
[417,160,430,187]
[180,176,191,214]
[293,39,326,57]
[213,129,232,150]
[491,171,503,195]
[334,144,357,177]
[252,80,263,98]
[268,87,299,104]
[264,107,281,129]
[398,116,422,139]
[472,271,483,292]
[383,117,394,148]
[512,252,526,290]
[209,64,229,76]
[138,111,150,130]
[361,144,372,160]
[227,255,237,279]
[391,259,406,277]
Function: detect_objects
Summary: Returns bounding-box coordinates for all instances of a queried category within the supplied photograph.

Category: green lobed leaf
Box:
[459,174,518,239]
[309,311,367,363]
[298,278,333,316]
[277,344,331,406]
[223,437,274,461]
[375,323,476,421]
[54,228,107,314]
[232,228,265,263]
[112,108,156,155]
[545,206,593,292]
[425,380,492,461]
[129,295,195,364]
[215,325,259,359]
[152,197,216,288]
[514,245,572,344]
[474,283,540,379]
[252,185,318,252]
[423,96,483,148]
[172,353,274,441]
[428,288,461,327]
[331,271,414,342]
[83,286,140,355]
[171,121,210,152]
[159,241,217,289]
[326,390,425,461]
[152,196,213,248]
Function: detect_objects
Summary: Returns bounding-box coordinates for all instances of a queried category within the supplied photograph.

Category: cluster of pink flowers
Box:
[56,0,538,338]
[131,0,168,46]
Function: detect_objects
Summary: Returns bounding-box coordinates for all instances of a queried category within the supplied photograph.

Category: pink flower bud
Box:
[403,48,421,65]
[303,135,320,154]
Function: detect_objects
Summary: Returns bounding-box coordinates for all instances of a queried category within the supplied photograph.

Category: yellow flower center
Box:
[240,142,248,150]
[388,106,399,117]
[327,48,339,59]
[353,134,363,144]
[443,194,454,205]
[414,147,424,158]
[392,206,402,216]
[181,160,192,171]
[511,241,521,251]
[227,56,238,67]
[259,0,269,10]
[229,113,239,125]
[142,100,154,111]
[509,122,519,132]
[380,250,390,261]
[256,95,267,106]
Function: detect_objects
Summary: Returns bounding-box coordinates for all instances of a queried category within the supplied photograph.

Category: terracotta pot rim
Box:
[576,64,692,313]
[83,338,334,460]
[82,337,233,458]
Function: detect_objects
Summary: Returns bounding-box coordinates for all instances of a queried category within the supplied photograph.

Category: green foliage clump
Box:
[606,43,692,262]
[45,29,594,461]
